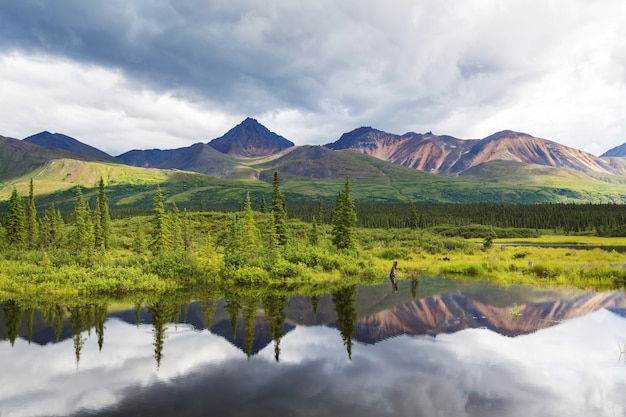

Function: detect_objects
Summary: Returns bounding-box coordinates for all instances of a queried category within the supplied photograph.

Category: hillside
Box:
[23,131,118,163]
[0,158,201,200]
[117,143,256,179]
[0,135,93,181]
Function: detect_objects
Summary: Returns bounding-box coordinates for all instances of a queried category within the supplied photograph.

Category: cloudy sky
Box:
[1,1,625,156]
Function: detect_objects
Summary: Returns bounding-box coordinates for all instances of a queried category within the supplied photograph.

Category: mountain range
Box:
[2,117,626,205]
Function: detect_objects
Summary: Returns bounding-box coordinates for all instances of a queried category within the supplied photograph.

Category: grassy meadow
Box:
[2,206,626,301]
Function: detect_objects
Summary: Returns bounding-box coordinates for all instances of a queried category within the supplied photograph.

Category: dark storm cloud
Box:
[0,0,625,154]
[0,0,335,114]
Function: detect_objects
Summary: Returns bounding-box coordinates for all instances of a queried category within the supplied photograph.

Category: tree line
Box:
[292,201,626,235]
[0,173,359,270]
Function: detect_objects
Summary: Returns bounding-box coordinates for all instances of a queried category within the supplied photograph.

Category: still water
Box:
[2,278,626,417]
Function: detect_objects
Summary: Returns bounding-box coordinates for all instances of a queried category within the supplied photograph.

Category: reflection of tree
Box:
[225,297,241,339]
[202,298,218,331]
[332,284,358,360]
[411,278,419,299]
[180,303,189,324]
[147,300,179,369]
[134,303,142,327]
[310,294,319,318]
[25,306,35,344]
[3,300,23,347]
[42,304,65,342]
[242,297,257,360]
[94,303,108,351]
[68,305,92,367]
[264,293,288,362]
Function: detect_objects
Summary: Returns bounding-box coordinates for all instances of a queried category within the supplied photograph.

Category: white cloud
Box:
[0,0,625,155]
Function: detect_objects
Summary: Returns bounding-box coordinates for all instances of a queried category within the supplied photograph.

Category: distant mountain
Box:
[601,142,626,157]
[117,118,294,177]
[326,127,620,176]
[208,117,294,157]
[0,135,93,181]
[117,142,256,178]
[23,131,118,163]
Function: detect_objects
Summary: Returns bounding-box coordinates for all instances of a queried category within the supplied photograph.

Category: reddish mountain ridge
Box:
[354,289,625,342]
[326,127,620,176]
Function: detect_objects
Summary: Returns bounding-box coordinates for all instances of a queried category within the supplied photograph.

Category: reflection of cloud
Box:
[1,311,626,416]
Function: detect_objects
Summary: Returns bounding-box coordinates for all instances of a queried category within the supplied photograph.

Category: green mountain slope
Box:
[3,139,626,214]
[0,135,93,182]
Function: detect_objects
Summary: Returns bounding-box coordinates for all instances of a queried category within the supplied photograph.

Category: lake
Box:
[2,278,626,417]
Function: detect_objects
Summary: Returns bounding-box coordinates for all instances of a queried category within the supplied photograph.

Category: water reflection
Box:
[1,279,626,416]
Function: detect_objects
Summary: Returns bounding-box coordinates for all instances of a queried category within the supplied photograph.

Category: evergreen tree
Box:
[241,192,261,261]
[40,203,60,251]
[331,176,357,250]
[224,213,243,257]
[271,171,288,245]
[72,187,94,261]
[6,188,26,249]
[409,202,420,230]
[263,213,279,263]
[93,177,111,250]
[259,195,267,213]
[132,221,145,253]
[316,198,325,224]
[169,202,183,251]
[309,215,319,246]
[181,209,191,251]
[26,179,38,249]
[150,186,170,255]
[204,230,218,270]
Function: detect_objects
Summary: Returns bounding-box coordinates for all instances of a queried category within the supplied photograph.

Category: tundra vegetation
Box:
[1,173,626,300]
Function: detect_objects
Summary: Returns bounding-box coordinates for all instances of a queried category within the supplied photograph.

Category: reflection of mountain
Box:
[2,287,624,359]
[354,290,625,343]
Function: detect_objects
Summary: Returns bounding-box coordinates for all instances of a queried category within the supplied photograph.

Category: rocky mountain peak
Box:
[208,118,294,157]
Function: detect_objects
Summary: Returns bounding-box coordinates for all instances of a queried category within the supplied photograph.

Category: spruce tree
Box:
[132,221,145,253]
[181,209,191,251]
[93,177,111,250]
[169,202,183,251]
[40,205,54,251]
[271,171,288,245]
[241,192,261,261]
[6,188,26,249]
[316,198,324,224]
[224,213,243,257]
[150,185,170,255]
[259,195,267,213]
[264,211,279,263]
[72,186,94,261]
[409,202,420,230]
[26,179,38,249]
[331,176,357,250]
[309,215,319,246]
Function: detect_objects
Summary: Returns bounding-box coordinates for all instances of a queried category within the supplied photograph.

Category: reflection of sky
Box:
[1,310,626,417]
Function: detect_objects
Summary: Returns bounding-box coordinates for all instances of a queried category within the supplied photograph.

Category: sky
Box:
[0,1,625,157]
